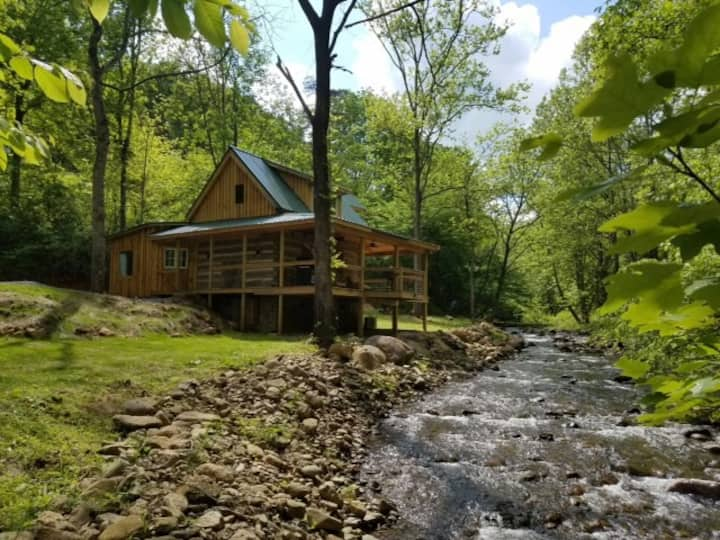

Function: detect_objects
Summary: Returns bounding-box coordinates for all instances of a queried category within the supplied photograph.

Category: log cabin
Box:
[107,147,439,335]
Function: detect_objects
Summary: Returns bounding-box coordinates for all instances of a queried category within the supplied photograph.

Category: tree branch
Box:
[668,146,720,204]
[276,55,314,122]
[101,48,231,92]
[345,0,423,29]
[330,0,358,54]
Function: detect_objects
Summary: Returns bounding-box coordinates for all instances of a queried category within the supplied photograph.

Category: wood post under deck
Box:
[240,234,247,331]
[277,230,285,334]
[207,236,214,307]
[423,252,429,332]
[357,238,366,337]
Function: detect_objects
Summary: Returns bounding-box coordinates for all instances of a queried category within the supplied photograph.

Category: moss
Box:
[0,332,313,530]
[234,416,296,446]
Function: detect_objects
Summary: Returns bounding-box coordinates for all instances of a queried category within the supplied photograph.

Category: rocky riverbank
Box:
[13,323,523,540]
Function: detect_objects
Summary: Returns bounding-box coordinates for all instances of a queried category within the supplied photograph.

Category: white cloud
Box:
[455,2,596,141]
[350,31,399,94]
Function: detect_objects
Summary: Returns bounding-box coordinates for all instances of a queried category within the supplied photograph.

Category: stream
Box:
[361,332,720,539]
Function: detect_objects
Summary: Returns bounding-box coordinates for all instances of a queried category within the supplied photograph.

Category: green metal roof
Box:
[152,213,315,238]
[231,147,309,213]
[340,194,368,227]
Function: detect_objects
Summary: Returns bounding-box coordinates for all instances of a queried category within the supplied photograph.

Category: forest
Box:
[2,0,720,426]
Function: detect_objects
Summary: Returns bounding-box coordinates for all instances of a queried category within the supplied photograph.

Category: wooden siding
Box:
[191,155,277,222]
[279,171,313,210]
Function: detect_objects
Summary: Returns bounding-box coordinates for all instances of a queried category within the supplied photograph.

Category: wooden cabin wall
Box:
[191,156,277,222]
[109,227,172,297]
[279,171,313,210]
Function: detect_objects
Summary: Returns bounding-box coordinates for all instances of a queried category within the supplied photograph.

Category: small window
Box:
[119,251,133,277]
[164,248,188,269]
[235,184,245,204]
[164,248,176,269]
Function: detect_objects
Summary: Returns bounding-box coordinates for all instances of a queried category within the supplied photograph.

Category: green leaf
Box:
[632,302,714,336]
[671,219,720,260]
[230,18,250,54]
[0,33,21,60]
[676,361,711,374]
[194,0,226,48]
[129,0,151,17]
[162,0,193,39]
[87,0,110,22]
[600,260,684,321]
[687,279,720,309]
[575,54,669,142]
[9,56,33,80]
[691,377,720,397]
[34,64,70,103]
[519,133,562,160]
[615,357,649,379]
[57,66,87,106]
[556,164,648,202]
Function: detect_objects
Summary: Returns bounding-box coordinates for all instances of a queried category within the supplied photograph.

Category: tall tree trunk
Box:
[311,22,336,348]
[469,265,475,319]
[9,94,26,207]
[89,19,109,292]
[412,127,422,240]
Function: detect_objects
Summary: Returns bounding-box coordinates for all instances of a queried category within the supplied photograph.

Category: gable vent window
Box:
[235,184,245,204]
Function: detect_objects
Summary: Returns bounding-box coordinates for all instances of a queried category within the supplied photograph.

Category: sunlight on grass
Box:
[373,313,471,332]
[0,333,314,530]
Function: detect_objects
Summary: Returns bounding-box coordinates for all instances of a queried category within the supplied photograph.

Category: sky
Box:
[259,1,601,142]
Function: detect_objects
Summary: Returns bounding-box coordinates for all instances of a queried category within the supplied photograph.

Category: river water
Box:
[362,332,720,539]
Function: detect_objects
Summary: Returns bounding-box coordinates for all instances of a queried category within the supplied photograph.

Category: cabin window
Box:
[235,184,245,204]
[164,248,188,269]
[119,251,133,277]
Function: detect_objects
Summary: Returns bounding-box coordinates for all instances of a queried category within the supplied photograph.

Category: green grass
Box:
[373,313,472,332]
[0,332,314,530]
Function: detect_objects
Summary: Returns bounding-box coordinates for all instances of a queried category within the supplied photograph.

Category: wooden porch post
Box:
[423,252,429,332]
[240,233,247,331]
[393,246,400,293]
[277,229,285,334]
[357,237,366,337]
[175,240,180,291]
[392,300,399,335]
[208,236,214,308]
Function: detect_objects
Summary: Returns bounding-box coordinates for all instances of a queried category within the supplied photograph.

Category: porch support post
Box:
[357,237,366,337]
[208,236,214,308]
[175,240,181,291]
[423,251,429,332]
[393,246,400,294]
[392,300,399,335]
[277,230,285,334]
[240,233,247,331]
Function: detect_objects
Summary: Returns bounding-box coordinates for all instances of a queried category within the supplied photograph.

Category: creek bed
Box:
[362,333,720,539]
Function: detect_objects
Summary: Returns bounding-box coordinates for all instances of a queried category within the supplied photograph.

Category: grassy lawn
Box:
[373,313,472,332]
[0,332,314,530]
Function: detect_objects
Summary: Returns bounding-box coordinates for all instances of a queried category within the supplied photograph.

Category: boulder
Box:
[328,342,353,361]
[364,335,414,365]
[121,397,157,415]
[98,515,143,540]
[175,410,220,423]
[352,345,386,370]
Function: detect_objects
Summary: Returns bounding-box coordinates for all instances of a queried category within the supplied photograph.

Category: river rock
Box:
[352,345,386,370]
[364,335,414,365]
[668,479,720,499]
[98,515,143,540]
[194,510,223,529]
[328,342,353,361]
[306,508,342,531]
[196,463,235,482]
[175,410,220,423]
[300,464,323,478]
[162,491,188,517]
[112,414,162,431]
[286,482,312,498]
[121,397,157,415]
[301,418,319,434]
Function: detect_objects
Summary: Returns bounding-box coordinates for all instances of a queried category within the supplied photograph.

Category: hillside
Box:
[0,282,223,338]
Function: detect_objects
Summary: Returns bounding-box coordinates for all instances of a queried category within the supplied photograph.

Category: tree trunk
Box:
[469,265,475,319]
[89,19,109,292]
[9,94,26,207]
[311,22,336,348]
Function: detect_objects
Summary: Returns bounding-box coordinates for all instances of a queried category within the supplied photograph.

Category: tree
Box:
[364,0,522,241]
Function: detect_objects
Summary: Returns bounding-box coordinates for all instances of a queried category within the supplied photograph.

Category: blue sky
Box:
[260,1,602,139]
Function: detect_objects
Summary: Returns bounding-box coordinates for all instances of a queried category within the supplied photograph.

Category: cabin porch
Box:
[151,219,435,335]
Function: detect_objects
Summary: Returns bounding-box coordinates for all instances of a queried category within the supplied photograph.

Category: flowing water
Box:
[362,332,720,539]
